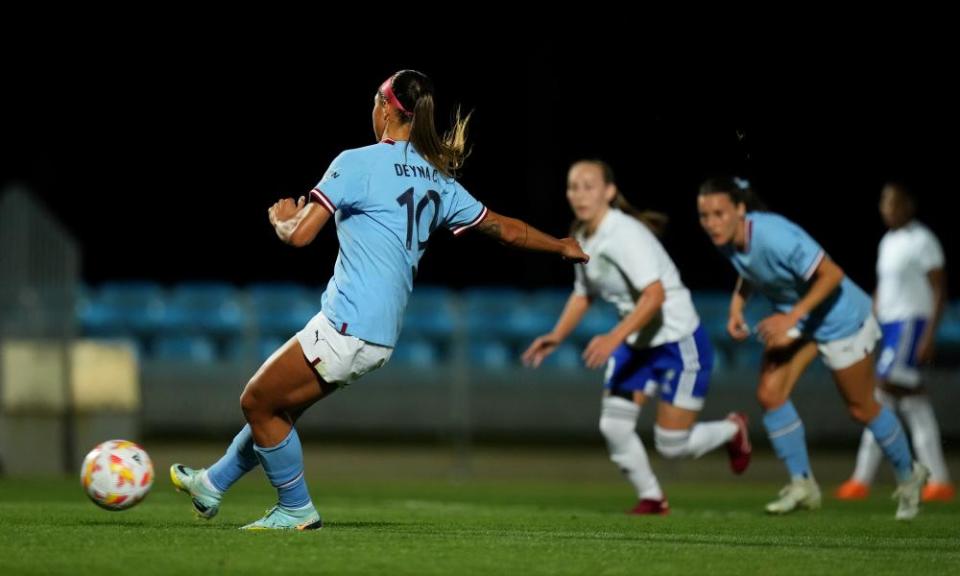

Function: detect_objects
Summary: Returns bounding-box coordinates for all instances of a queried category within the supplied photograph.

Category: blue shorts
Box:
[876,318,927,387]
[604,324,714,411]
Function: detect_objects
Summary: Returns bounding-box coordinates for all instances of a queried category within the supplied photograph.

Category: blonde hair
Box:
[570,159,668,236]
[381,70,472,178]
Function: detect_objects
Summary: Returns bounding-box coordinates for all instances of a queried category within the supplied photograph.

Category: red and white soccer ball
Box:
[80,440,154,511]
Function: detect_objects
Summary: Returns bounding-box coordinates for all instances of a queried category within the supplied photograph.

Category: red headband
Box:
[379,74,414,117]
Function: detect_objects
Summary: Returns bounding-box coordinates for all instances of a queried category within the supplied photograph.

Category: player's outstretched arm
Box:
[474,209,588,263]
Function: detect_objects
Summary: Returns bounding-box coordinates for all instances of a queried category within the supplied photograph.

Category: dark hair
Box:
[883,180,916,202]
[380,70,471,178]
[698,176,767,211]
[570,159,669,237]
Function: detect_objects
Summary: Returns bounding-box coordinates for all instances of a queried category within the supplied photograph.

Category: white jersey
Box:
[574,208,700,348]
[876,220,944,323]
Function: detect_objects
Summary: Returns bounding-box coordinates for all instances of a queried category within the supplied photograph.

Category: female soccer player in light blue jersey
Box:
[170,70,588,530]
[697,177,927,520]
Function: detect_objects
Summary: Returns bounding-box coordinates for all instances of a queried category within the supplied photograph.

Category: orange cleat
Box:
[921,482,955,502]
[834,479,870,500]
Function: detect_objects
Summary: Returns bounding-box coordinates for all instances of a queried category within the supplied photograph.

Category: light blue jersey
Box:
[310,139,487,346]
[721,212,871,342]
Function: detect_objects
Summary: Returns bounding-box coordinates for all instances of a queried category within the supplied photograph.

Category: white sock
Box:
[851,428,883,484]
[200,469,223,494]
[900,394,951,483]
[599,396,662,500]
[691,420,738,457]
[654,420,737,459]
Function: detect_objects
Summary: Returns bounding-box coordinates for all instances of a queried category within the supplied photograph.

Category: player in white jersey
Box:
[522,160,751,515]
[170,70,588,530]
[836,182,952,502]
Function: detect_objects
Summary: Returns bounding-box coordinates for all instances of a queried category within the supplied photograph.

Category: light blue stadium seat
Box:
[165,282,247,336]
[503,308,557,343]
[225,336,284,364]
[692,291,733,341]
[391,338,440,368]
[540,342,583,370]
[732,341,765,369]
[572,303,619,343]
[742,298,773,327]
[530,288,572,314]
[81,281,166,336]
[469,340,513,369]
[937,302,960,346]
[498,288,575,344]
[404,285,457,338]
[248,283,318,337]
[153,335,217,363]
[709,346,726,373]
[464,288,527,338]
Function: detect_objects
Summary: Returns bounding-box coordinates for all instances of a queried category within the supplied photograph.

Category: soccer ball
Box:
[80,439,154,511]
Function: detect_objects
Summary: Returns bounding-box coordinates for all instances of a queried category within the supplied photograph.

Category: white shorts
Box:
[817,315,881,371]
[296,312,393,386]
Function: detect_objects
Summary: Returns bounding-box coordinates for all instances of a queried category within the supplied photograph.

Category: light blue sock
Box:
[867,406,913,482]
[763,401,812,479]
[253,427,312,509]
[207,424,259,493]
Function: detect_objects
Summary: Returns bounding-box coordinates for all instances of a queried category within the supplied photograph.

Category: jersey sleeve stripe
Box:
[452,206,489,237]
[310,188,336,214]
[803,249,825,281]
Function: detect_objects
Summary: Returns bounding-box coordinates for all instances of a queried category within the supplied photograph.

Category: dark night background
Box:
[4,26,956,296]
